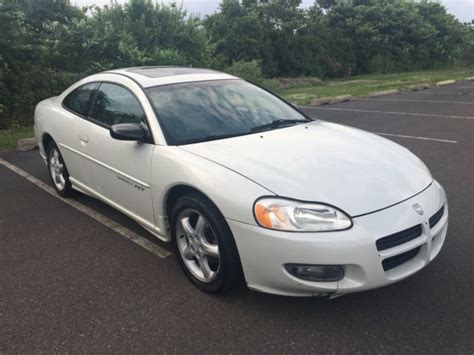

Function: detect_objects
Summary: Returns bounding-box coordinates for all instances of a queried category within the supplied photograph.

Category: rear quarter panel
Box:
[34,97,60,158]
[34,96,82,178]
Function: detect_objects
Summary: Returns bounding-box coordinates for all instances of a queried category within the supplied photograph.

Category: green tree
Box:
[205,0,266,70]
[1,0,472,130]
[324,0,468,74]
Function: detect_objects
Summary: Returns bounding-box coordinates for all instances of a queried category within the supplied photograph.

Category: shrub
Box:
[0,69,84,129]
[224,60,265,86]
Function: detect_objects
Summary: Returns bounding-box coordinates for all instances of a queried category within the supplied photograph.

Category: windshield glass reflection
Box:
[146,79,310,145]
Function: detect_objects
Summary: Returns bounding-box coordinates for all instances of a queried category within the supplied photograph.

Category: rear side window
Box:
[62,83,98,116]
[89,83,145,127]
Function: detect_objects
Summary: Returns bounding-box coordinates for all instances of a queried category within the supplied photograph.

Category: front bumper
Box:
[228,181,448,297]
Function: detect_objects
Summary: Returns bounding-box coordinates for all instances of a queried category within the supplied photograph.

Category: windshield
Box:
[145,79,311,145]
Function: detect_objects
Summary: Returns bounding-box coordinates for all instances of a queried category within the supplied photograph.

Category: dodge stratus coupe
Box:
[34,67,448,296]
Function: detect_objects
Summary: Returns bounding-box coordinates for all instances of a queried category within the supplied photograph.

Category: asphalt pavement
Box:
[1,82,473,353]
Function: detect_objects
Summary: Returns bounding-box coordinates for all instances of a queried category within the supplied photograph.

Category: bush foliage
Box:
[0,0,473,128]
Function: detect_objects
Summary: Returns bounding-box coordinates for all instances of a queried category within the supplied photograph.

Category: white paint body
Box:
[34,69,448,296]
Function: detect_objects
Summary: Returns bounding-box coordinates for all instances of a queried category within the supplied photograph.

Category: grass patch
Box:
[0,126,34,150]
[276,68,474,106]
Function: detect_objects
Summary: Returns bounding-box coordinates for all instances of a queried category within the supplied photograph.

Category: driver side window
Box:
[89,83,145,127]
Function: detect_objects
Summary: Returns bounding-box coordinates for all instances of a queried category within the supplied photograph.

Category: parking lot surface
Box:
[1,82,473,353]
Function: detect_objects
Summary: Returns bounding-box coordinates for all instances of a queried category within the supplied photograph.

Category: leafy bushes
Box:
[224,60,265,85]
[0,69,83,129]
[0,0,473,129]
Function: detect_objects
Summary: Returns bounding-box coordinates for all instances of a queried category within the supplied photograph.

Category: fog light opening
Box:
[285,264,344,282]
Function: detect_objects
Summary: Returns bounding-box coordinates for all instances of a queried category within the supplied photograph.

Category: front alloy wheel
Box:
[171,192,244,293]
[176,209,220,283]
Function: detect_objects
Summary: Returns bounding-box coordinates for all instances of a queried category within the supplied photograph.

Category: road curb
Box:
[298,76,465,107]
[367,89,400,97]
[17,137,37,151]
[310,95,354,106]
[436,79,456,86]
[407,83,431,91]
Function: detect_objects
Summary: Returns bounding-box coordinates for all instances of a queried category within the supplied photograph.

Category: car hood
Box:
[180,121,432,216]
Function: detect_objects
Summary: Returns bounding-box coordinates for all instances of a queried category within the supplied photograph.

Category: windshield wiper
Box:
[249,119,310,133]
[177,132,252,145]
[177,118,313,145]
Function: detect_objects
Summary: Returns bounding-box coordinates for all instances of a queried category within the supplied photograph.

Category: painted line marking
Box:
[305,116,458,144]
[0,158,171,259]
[441,86,474,89]
[409,92,471,95]
[374,132,457,144]
[305,106,474,120]
[360,98,474,105]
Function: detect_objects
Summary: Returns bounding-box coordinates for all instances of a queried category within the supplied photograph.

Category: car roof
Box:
[106,66,237,88]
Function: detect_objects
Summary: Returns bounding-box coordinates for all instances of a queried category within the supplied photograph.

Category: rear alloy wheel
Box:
[47,142,74,197]
[171,193,244,293]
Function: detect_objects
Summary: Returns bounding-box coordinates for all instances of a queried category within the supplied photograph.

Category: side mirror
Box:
[110,123,148,142]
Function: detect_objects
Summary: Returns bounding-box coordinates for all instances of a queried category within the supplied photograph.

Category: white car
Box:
[34,67,448,297]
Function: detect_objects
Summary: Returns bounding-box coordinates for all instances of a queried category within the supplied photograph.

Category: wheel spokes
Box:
[196,255,213,280]
[176,209,221,283]
[194,215,206,236]
[201,240,219,258]
[183,244,195,260]
[58,173,66,185]
[180,217,195,237]
[49,148,66,190]
[194,216,219,258]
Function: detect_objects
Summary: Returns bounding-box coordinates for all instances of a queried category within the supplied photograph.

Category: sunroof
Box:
[126,67,218,78]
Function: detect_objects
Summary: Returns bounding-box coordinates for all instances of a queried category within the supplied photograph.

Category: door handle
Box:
[79,134,89,143]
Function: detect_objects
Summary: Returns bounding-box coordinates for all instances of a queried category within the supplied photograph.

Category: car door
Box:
[76,82,156,227]
[59,82,99,185]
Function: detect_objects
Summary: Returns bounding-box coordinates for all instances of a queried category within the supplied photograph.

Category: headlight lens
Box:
[254,198,352,232]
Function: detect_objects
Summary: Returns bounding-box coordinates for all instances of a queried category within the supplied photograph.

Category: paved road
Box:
[1,82,473,353]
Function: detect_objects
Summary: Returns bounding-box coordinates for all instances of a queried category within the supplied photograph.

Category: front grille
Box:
[376,224,422,251]
[429,206,444,229]
[382,246,422,271]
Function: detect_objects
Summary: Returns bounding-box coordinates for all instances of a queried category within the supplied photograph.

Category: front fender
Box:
[151,146,273,229]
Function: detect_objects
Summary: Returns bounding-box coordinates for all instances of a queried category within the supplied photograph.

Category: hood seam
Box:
[352,181,433,219]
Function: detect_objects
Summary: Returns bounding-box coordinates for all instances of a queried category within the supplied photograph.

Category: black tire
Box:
[170,192,244,293]
[46,141,74,197]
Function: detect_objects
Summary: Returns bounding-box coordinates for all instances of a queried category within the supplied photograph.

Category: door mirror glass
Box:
[110,123,147,142]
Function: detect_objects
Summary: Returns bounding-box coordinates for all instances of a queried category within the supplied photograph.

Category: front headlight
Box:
[254,197,352,232]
